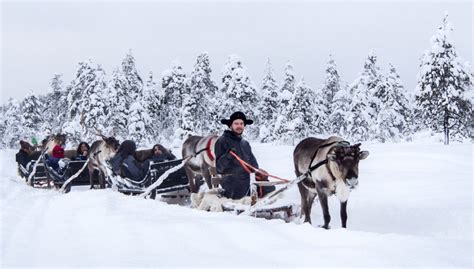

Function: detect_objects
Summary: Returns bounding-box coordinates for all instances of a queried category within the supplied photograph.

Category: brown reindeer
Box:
[87,135,120,189]
[293,136,369,228]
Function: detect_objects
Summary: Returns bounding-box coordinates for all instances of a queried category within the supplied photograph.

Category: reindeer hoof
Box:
[90,186,95,189]
[318,224,330,229]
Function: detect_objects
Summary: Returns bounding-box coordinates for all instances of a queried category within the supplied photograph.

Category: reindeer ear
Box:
[359,151,369,160]
[327,153,337,161]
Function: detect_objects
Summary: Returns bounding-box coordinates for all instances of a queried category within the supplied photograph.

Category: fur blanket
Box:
[190,189,252,212]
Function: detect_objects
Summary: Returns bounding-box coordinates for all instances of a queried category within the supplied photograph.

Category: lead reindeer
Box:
[293,136,369,228]
[87,134,120,189]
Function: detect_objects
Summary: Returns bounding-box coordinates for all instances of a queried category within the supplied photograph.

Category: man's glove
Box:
[256,169,269,181]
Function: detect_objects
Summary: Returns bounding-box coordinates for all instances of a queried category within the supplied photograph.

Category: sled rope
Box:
[60,159,90,193]
[229,151,290,184]
[140,156,192,198]
[248,172,309,213]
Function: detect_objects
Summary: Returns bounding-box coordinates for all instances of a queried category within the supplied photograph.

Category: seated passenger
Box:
[75,142,90,160]
[46,144,65,171]
[110,140,148,181]
[16,140,33,168]
[150,144,176,162]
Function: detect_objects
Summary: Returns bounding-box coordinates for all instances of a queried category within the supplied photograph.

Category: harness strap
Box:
[325,162,336,181]
[308,159,328,172]
[93,150,102,158]
[194,147,207,157]
[194,136,217,159]
[307,141,341,171]
[205,136,215,161]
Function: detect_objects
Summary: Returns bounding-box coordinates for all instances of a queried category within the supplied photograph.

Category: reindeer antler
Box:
[94,127,107,140]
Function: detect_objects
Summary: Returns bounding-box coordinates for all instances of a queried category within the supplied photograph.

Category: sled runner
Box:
[43,159,99,193]
[17,160,49,187]
[109,159,189,199]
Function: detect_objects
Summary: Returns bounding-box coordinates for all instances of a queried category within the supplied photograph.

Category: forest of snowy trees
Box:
[0,14,472,148]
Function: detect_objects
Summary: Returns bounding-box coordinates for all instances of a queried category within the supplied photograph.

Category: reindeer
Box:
[293,136,369,228]
[181,135,219,193]
[87,134,120,189]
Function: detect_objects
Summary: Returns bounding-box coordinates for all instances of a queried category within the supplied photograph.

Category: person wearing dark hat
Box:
[215,111,275,200]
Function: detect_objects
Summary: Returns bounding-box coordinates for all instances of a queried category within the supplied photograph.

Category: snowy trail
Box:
[1,143,472,267]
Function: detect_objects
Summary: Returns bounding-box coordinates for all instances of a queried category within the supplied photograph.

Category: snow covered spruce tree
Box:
[81,65,109,142]
[280,77,318,144]
[322,55,342,103]
[161,61,187,137]
[127,100,153,146]
[329,83,351,137]
[346,52,386,141]
[272,61,296,142]
[21,91,43,142]
[258,58,280,142]
[188,52,218,135]
[415,14,473,144]
[106,68,130,140]
[122,51,143,102]
[218,55,260,139]
[320,55,343,134]
[142,71,163,138]
[62,60,106,144]
[42,74,68,133]
[179,82,198,138]
[375,64,412,141]
[1,99,23,148]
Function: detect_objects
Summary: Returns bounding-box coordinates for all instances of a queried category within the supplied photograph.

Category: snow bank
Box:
[1,142,472,267]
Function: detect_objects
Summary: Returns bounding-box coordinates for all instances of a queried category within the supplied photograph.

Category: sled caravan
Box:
[15,133,369,226]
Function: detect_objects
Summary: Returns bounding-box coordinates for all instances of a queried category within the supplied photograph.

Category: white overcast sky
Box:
[1,0,472,104]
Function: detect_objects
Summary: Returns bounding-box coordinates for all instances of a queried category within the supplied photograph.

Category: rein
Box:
[228,150,290,184]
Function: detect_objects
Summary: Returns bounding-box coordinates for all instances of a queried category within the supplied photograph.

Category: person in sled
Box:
[46,143,65,171]
[215,111,275,200]
[16,140,33,168]
[74,142,90,160]
[110,140,148,181]
[150,144,176,163]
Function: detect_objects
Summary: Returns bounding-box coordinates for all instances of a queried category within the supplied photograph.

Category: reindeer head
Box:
[327,142,369,189]
[53,133,67,146]
[103,136,120,153]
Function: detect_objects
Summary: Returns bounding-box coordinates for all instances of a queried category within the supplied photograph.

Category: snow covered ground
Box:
[1,142,472,268]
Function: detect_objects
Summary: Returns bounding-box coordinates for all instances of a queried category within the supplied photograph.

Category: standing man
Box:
[215,111,275,199]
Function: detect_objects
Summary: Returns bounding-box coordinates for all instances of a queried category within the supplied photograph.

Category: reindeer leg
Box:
[88,168,95,189]
[99,168,106,189]
[202,166,213,190]
[297,180,317,224]
[340,200,348,228]
[185,167,197,193]
[317,190,331,229]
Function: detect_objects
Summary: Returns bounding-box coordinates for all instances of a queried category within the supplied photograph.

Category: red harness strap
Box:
[206,136,215,161]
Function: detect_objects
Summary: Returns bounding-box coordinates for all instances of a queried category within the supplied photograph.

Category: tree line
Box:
[0,14,472,148]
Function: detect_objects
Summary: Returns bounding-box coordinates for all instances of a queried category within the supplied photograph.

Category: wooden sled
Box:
[110,159,189,199]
